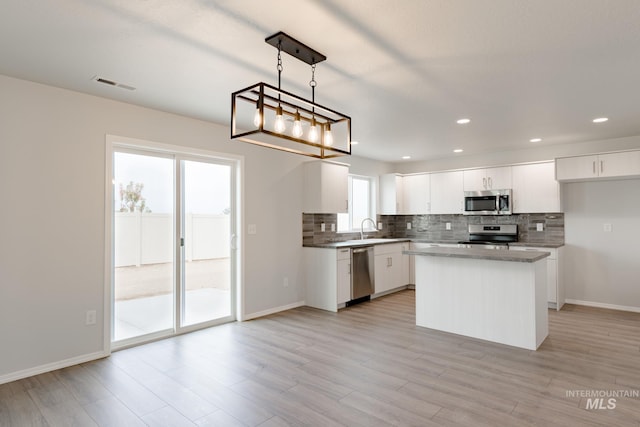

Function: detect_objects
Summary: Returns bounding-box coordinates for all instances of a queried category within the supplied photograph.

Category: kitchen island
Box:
[404,247,550,350]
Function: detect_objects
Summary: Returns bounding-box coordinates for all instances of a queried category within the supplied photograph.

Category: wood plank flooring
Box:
[1,290,639,426]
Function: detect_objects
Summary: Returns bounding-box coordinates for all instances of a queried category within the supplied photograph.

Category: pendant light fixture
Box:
[231,32,351,158]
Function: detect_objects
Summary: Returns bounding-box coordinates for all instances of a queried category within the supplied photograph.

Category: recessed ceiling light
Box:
[529,138,542,143]
[453,149,463,153]
[456,118,471,124]
[350,140,359,145]
[593,117,608,123]
[402,156,411,160]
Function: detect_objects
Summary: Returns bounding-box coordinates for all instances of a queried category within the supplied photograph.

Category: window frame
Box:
[337,174,377,233]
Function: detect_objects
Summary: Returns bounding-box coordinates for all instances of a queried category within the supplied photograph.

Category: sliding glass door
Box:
[181,159,232,326]
[111,147,236,347]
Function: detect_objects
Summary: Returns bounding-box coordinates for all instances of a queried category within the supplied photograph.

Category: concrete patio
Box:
[114,259,231,341]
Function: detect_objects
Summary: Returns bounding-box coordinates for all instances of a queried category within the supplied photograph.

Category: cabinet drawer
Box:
[374,243,404,256]
[337,248,351,261]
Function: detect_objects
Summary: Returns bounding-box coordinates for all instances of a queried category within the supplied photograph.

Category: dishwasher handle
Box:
[352,247,373,253]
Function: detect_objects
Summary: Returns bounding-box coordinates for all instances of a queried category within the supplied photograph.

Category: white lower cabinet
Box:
[509,246,564,310]
[304,247,351,312]
[336,250,351,304]
[374,243,411,295]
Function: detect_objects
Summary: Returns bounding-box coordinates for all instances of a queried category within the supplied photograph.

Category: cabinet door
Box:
[598,151,640,178]
[546,258,557,304]
[388,252,404,289]
[462,169,487,191]
[402,174,430,214]
[337,258,351,304]
[485,166,512,189]
[431,171,464,214]
[512,162,561,213]
[555,155,598,181]
[323,162,348,213]
[303,161,348,213]
[379,174,403,214]
[400,243,411,286]
[374,254,389,294]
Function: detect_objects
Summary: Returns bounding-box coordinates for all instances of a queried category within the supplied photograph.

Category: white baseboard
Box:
[242,300,305,321]
[565,299,640,313]
[0,350,109,385]
[371,285,413,299]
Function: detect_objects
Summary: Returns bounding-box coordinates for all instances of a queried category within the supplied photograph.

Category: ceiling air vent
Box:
[92,76,136,91]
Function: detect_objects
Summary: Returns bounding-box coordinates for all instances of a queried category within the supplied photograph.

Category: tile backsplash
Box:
[303,212,564,246]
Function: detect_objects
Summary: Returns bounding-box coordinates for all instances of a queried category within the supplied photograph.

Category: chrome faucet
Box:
[360,218,379,240]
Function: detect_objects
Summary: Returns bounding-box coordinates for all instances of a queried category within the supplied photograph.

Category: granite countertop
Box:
[304,238,563,249]
[508,242,564,248]
[304,238,411,248]
[404,247,550,263]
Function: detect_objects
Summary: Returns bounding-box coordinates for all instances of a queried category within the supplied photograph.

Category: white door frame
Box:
[104,134,244,353]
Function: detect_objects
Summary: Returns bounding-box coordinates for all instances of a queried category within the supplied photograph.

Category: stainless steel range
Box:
[458,224,518,249]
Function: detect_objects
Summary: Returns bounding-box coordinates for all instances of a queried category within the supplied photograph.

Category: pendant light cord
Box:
[277,42,283,90]
[310,63,316,112]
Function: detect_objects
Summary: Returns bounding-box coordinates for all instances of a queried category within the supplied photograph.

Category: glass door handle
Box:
[230,233,238,250]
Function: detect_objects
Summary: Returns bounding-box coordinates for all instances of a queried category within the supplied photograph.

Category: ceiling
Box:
[2,0,640,162]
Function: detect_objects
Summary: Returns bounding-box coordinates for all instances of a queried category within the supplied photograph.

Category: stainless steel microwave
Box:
[463,189,512,215]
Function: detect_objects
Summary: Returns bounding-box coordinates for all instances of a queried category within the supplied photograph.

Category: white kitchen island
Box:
[404,247,550,350]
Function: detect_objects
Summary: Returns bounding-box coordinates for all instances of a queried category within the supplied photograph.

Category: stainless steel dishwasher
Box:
[349,246,375,305]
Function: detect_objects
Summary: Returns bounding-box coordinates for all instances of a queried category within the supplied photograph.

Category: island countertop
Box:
[404,247,550,263]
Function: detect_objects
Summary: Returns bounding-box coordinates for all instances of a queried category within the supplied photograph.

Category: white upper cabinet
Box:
[512,162,561,213]
[556,150,640,182]
[555,155,598,181]
[402,173,431,214]
[599,151,640,178]
[379,173,404,214]
[463,166,512,191]
[430,171,464,214]
[303,161,348,213]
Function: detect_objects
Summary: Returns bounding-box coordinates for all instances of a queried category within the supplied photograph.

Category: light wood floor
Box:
[1,290,639,426]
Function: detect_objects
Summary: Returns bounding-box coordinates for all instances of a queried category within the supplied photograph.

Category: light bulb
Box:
[324,123,333,146]
[292,110,303,138]
[274,105,286,133]
[253,107,262,127]
[309,118,319,142]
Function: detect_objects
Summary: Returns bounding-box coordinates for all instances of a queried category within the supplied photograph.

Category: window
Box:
[337,175,376,232]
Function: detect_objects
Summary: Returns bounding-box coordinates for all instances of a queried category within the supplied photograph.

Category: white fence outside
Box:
[115,212,230,267]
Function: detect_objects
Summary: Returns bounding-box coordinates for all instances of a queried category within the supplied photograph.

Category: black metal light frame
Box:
[230,32,351,159]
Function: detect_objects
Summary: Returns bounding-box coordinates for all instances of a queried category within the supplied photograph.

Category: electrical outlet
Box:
[407,222,412,230]
[248,224,257,235]
[536,223,544,232]
[445,222,451,231]
[378,222,383,230]
[603,223,612,232]
[331,223,335,232]
[283,277,289,288]
[320,223,325,232]
[85,310,97,326]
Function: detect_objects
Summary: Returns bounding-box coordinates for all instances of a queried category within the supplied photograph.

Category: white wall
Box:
[0,74,313,381]
[562,179,640,310]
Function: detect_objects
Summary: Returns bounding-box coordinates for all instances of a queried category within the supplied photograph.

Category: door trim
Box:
[105,134,244,353]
